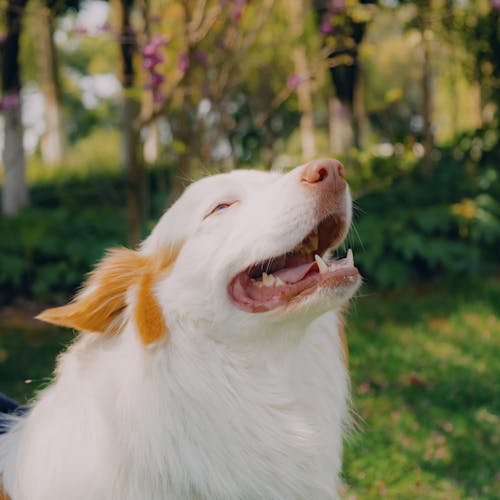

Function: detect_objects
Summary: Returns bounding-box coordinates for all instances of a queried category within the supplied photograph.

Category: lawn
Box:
[0,279,498,499]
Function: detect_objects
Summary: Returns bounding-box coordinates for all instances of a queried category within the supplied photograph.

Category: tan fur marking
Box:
[0,486,11,500]
[36,244,182,345]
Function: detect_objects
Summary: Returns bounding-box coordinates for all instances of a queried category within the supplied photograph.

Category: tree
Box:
[111,0,143,246]
[314,0,375,153]
[1,0,29,215]
[288,0,317,160]
[33,0,79,165]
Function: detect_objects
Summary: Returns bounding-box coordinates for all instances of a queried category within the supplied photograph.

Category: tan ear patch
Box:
[36,244,182,344]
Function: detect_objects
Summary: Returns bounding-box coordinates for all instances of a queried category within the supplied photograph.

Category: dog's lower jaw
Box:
[2,312,348,500]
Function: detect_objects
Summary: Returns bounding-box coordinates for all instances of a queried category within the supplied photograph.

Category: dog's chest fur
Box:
[8,312,348,500]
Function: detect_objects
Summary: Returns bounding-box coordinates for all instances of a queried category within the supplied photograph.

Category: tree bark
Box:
[35,1,65,165]
[329,97,353,155]
[113,0,144,246]
[3,105,28,215]
[289,0,316,160]
[2,0,29,216]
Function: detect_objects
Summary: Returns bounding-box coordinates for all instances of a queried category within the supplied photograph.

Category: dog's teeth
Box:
[346,248,354,266]
[262,272,276,287]
[275,276,284,285]
[314,254,329,274]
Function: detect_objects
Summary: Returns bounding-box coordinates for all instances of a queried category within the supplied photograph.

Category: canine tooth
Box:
[346,248,354,266]
[262,272,276,287]
[276,277,284,285]
[314,254,329,274]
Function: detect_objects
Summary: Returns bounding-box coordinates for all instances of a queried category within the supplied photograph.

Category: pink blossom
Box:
[328,0,345,13]
[142,52,164,69]
[320,17,334,35]
[142,35,167,56]
[0,33,6,43]
[492,0,500,9]
[1,94,21,110]
[144,71,165,90]
[229,0,247,23]
[177,52,190,73]
[153,89,165,104]
[287,74,303,91]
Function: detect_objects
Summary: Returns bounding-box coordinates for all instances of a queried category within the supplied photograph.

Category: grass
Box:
[343,279,500,499]
[0,280,498,499]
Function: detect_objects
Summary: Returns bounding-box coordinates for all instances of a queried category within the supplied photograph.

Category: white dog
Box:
[0,158,361,500]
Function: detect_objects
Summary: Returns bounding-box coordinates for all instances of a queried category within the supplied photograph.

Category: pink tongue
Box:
[273,261,317,284]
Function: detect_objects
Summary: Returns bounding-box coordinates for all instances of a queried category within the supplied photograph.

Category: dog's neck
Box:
[25,310,348,499]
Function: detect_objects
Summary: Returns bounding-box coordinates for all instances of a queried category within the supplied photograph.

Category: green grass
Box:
[0,280,498,498]
[343,279,500,499]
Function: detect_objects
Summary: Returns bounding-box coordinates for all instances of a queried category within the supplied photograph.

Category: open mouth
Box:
[228,213,360,312]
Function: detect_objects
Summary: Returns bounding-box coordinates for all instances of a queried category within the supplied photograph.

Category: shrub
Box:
[350,129,500,288]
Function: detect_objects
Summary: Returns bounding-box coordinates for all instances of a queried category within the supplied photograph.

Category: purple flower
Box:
[143,35,168,56]
[492,0,500,9]
[287,74,303,91]
[0,33,6,43]
[328,0,345,13]
[1,94,21,109]
[144,71,165,90]
[229,0,247,23]
[177,52,190,73]
[320,17,334,35]
[153,89,165,104]
[142,52,164,69]
[150,14,161,23]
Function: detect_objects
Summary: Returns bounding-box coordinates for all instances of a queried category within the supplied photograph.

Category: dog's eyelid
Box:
[204,200,239,219]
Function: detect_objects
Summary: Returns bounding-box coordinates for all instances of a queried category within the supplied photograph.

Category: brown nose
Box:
[301,158,346,193]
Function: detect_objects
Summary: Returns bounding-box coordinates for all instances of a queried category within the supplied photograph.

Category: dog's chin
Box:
[227,213,361,314]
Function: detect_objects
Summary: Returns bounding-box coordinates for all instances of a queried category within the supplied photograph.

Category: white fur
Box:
[0,164,359,499]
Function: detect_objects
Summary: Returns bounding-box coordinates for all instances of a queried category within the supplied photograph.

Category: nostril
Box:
[317,167,328,182]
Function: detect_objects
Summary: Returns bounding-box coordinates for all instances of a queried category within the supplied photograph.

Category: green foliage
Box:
[0,170,127,304]
[0,162,173,304]
[349,128,500,288]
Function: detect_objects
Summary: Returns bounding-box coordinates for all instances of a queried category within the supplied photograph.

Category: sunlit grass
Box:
[0,280,498,498]
[343,279,500,499]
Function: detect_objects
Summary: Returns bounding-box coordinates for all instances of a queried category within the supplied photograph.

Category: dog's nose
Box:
[301,158,346,193]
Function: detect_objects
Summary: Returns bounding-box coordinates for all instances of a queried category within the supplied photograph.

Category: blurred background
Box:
[0,0,499,497]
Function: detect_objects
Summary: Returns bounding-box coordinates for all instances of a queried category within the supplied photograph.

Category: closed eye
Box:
[204,201,238,219]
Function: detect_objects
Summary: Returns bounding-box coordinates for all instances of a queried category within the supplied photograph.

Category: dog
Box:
[0,158,361,500]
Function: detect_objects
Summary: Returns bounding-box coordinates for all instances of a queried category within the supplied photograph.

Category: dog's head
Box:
[38,159,361,344]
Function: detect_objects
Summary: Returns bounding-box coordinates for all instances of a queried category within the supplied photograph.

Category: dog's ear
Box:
[36,245,181,344]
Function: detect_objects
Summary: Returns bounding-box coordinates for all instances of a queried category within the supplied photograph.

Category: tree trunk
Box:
[329,97,353,155]
[35,1,65,165]
[2,105,28,215]
[352,63,368,149]
[289,0,316,160]
[143,121,159,164]
[2,0,29,216]
[420,12,434,173]
[113,0,144,246]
